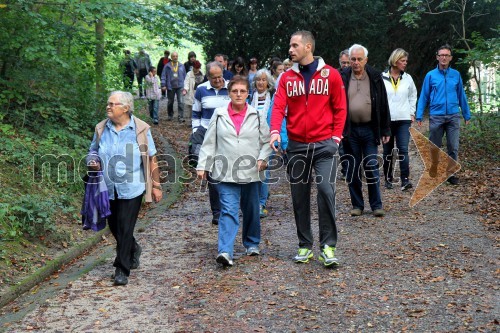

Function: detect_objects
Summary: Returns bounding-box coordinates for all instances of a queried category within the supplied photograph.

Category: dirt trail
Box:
[1,103,498,332]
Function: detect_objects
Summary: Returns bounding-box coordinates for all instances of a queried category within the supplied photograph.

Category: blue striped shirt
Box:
[192,81,230,130]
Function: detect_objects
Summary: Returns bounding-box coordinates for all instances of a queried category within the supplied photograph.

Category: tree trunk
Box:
[95,17,105,114]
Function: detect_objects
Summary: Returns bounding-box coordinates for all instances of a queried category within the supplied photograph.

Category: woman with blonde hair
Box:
[382,48,417,191]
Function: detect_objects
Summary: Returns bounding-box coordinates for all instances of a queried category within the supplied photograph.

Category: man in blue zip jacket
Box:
[416,44,471,185]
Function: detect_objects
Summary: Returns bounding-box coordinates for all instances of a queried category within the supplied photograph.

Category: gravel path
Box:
[2,104,498,332]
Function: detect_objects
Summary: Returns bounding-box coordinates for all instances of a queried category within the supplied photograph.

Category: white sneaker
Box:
[246,247,260,256]
[216,252,233,266]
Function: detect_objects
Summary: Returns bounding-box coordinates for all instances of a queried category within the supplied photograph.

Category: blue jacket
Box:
[416,66,471,121]
[161,61,187,90]
[267,98,288,151]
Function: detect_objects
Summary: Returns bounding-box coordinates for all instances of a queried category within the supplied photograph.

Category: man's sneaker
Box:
[246,247,260,256]
[350,208,363,216]
[216,252,233,266]
[130,243,142,269]
[259,205,268,218]
[293,248,313,263]
[318,245,339,267]
[373,209,385,217]
[447,175,459,185]
[401,180,413,191]
[385,182,394,189]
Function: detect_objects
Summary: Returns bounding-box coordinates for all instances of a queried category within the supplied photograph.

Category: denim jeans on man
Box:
[383,120,411,183]
[148,99,159,123]
[343,123,383,211]
[167,87,184,120]
[217,182,260,259]
[286,139,338,250]
[429,114,461,173]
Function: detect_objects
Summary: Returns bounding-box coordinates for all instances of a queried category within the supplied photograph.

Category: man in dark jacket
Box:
[340,44,391,217]
[157,50,170,99]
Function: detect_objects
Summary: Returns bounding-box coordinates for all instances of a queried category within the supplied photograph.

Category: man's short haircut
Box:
[206,61,224,78]
[339,49,349,59]
[349,44,369,58]
[149,66,156,72]
[228,75,250,91]
[164,50,170,56]
[223,55,229,62]
[291,30,315,53]
[214,53,224,60]
[437,44,452,55]
[388,48,409,67]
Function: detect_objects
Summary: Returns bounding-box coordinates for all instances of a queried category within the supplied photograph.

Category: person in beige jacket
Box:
[183,60,204,124]
[196,76,272,267]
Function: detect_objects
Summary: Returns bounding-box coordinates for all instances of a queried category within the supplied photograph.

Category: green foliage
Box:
[189,0,389,68]
[462,112,499,165]
[0,0,199,242]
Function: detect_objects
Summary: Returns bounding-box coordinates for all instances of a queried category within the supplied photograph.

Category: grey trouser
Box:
[429,114,461,173]
[286,139,339,249]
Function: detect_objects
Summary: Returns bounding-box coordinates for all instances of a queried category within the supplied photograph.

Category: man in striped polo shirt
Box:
[192,61,231,225]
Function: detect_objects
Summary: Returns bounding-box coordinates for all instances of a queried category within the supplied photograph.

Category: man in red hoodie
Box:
[270,30,346,267]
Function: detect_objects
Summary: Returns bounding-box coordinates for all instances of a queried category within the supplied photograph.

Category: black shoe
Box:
[130,244,142,269]
[401,180,413,191]
[113,268,128,286]
[153,121,159,125]
[447,175,459,185]
[212,213,220,225]
[167,117,173,121]
[385,182,393,189]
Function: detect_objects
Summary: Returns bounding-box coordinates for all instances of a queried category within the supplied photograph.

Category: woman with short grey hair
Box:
[87,90,162,285]
[250,69,276,218]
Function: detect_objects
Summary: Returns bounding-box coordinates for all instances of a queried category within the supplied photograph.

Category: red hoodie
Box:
[270,57,346,144]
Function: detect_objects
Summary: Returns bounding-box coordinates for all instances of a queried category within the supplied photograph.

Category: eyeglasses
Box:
[107,102,124,107]
[350,57,365,63]
[437,54,452,58]
[230,89,248,95]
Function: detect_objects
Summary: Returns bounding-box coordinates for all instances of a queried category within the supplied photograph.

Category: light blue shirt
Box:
[89,115,157,200]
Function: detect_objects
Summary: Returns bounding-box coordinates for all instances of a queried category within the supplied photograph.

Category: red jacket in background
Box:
[270,57,346,144]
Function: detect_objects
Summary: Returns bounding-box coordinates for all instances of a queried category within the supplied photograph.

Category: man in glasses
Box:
[416,44,471,185]
[338,49,350,70]
[192,61,231,225]
[270,30,346,267]
[339,44,391,218]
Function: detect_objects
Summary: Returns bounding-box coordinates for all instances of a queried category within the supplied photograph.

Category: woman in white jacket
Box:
[183,60,204,124]
[382,48,418,191]
[196,76,272,267]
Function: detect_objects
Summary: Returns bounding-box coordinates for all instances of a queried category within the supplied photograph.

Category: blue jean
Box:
[429,114,461,173]
[383,120,411,183]
[259,170,269,207]
[343,124,382,211]
[218,182,260,258]
[148,99,159,123]
[167,88,184,119]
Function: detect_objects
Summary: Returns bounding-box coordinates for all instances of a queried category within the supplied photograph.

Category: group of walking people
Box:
[99,30,470,284]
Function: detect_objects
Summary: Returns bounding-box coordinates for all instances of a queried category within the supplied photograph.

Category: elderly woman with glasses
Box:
[196,76,272,267]
[249,69,286,217]
[87,91,162,285]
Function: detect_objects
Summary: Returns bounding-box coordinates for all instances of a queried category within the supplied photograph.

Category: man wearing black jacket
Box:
[340,44,391,217]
